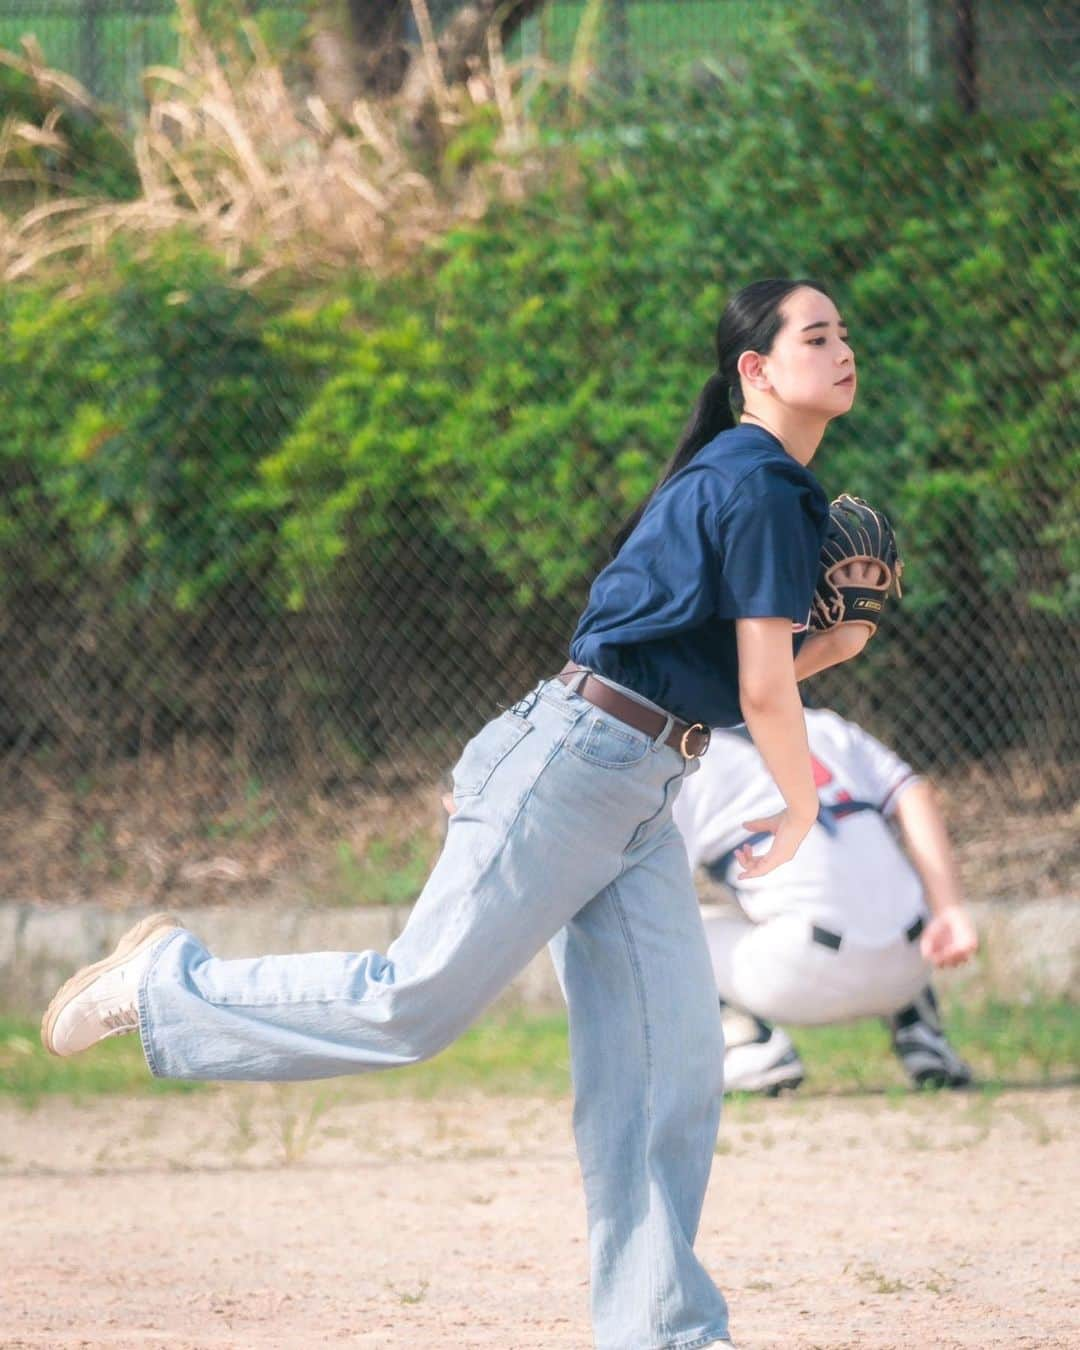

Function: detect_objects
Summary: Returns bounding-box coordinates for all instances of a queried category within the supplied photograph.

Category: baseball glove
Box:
[809,493,904,635]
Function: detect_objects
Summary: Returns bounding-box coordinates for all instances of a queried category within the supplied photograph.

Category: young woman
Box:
[43,278,869,1350]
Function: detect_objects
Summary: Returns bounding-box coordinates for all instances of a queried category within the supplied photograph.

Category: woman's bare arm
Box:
[794,626,869,680]
[894,779,979,967]
[733,617,819,879]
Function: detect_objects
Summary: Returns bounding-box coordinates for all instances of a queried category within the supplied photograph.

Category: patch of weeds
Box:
[328,835,435,908]
[848,1262,911,1295]
[225,1091,259,1159]
[273,1083,341,1164]
[203,778,278,841]
[1004,1100,1058,1146]
[79,820,109,869]
[387,1278,429,1306]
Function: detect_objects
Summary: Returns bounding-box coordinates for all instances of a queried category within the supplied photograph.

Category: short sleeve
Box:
[713,467,823,622]
[844,720,921,814]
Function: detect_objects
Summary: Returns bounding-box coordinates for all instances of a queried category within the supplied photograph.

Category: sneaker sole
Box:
[896,1047,974,1090]
[40,912,180,1056]
[725,1062,806,1096]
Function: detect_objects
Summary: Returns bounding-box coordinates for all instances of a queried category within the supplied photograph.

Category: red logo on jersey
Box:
[810,754,852,803]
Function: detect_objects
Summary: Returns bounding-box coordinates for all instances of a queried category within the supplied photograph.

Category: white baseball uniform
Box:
[674,708,932,1025]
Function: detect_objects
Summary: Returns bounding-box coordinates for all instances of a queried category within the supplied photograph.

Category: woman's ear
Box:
[737,350,770,391]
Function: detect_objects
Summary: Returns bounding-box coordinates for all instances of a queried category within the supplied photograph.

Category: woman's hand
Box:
[833,559,888,588]
[735,808,817,880]
[919,904,979,968]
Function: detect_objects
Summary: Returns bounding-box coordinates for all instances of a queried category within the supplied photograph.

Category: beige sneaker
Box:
[40,913,180,1057]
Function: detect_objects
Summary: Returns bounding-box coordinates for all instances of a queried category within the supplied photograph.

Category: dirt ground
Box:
[2,1085,1077,1350]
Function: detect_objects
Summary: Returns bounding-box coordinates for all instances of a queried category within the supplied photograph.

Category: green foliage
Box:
[254,61,1077,621]
[0,234,299,611]
[0,59,138,202]
[1,45,1075,769]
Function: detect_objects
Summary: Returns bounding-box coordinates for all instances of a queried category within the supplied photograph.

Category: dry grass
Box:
[0,0,602,285]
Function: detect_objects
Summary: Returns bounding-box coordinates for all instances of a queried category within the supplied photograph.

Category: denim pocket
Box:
[452,712,533,797]
[566,713,651,769]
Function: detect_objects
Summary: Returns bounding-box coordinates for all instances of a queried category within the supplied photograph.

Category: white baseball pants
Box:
[702,908,930,1025]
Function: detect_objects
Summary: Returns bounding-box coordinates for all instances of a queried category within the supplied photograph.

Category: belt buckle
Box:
[679,722,709,759]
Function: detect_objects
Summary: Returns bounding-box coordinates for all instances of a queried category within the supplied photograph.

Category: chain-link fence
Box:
[0,1,309,109]
[1,1,1077,908]
[526,0,1079,115]
[1,1,1076,113]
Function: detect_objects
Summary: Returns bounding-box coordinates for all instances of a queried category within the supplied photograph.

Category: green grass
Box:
[0,1012,573,1106]
[2,1001,1076,1107]
[327,835,438,909]
[0,1018,205,1104]
[787,1000,1080,1094]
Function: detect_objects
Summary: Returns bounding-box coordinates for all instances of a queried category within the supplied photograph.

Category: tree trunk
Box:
[310,1,361,113]
[311,0,550,118]
[399,0,548,120]
[952,0,979,115]
[348,0,411,96]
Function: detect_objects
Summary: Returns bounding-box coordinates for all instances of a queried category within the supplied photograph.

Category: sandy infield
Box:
[2,1085,1076,1349]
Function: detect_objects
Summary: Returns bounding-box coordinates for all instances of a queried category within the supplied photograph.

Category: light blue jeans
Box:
[138,675,729,1349]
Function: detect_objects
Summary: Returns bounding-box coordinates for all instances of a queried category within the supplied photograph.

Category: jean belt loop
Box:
[653,712,675,751]
[569,667,590,694]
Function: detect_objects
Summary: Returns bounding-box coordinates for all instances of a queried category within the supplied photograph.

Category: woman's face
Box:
[759,287,856,418]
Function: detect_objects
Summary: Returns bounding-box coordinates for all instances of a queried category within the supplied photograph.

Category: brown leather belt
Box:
[558,663,711,759]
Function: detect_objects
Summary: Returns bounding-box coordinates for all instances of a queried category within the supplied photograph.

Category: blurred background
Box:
[0,0,1076,917]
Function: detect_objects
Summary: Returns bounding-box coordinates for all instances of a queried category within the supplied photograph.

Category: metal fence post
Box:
[952,0,979,114]
[611,0,632,93]
[79,0,104,101]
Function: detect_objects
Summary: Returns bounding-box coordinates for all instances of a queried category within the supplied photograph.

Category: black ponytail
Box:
[610,372,735,554]
[609,276,832,557]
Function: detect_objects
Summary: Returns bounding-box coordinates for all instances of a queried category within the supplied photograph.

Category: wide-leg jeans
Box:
[138,675,730,1349]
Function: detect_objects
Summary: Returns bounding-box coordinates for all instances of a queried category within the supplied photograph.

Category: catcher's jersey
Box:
[673,708,925,946]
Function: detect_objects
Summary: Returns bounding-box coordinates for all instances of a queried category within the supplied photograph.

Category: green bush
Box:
[1,50,1075,773]
[256,70,1077,619]
[0,58,138,203]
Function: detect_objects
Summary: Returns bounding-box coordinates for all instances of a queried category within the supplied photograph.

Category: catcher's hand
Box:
[810,493,904,636]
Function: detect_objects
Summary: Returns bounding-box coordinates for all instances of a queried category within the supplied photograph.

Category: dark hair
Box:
[610,277,832,554]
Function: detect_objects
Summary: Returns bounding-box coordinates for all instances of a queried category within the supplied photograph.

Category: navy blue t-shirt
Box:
[570,425,829,727]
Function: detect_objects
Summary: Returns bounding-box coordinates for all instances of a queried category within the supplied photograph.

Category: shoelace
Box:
[102,1005,138,1031]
